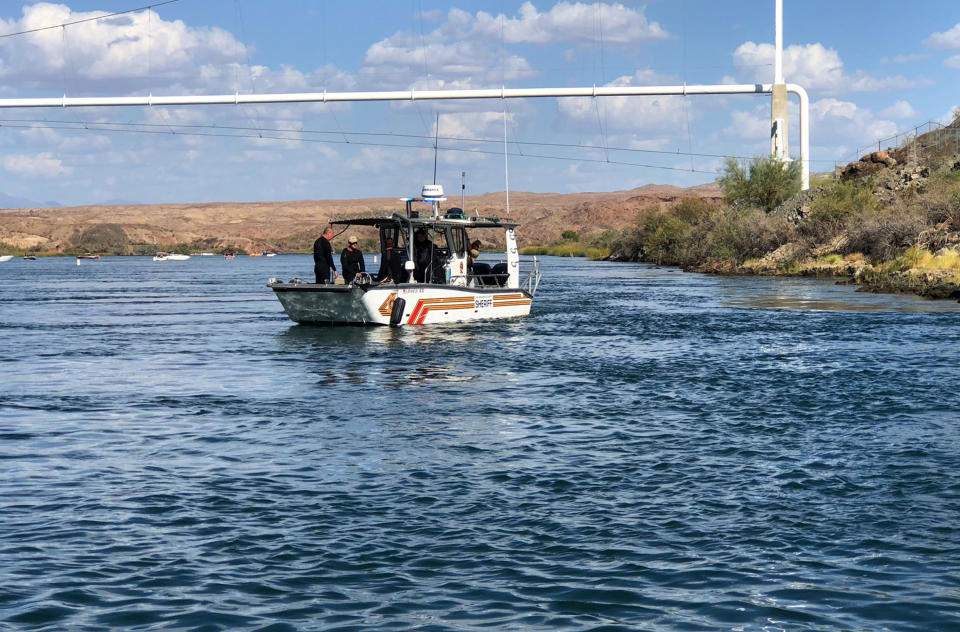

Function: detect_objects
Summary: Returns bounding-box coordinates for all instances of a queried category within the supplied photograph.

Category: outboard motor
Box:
[389,297,406,327]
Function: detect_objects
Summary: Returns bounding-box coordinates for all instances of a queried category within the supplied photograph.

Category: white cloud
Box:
[925,23,960,50]
[723,109,769,140]
[732,41,922,93]
[361,2,666,90]
[0,4,356,98]
[811,98,897,146]
[362,32,534,88]
[469,2,669,45]
[557,71,688,134]
[435,111,513,140]
[2,152,72,176]
[0,4,241,88]
[879,101,917,120]
[945,54,960,70]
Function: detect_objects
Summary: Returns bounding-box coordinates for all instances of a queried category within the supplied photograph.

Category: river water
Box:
[2,255,959,631]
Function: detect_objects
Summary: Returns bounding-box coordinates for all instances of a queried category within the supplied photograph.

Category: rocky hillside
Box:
[0,183,721,255]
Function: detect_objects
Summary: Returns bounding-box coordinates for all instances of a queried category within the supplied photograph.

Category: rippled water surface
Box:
[2,255,959,631]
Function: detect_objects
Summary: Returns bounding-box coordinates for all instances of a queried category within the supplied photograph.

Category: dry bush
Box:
[921,168,960,229]
[843,205,928,262]
[684,207,795,265]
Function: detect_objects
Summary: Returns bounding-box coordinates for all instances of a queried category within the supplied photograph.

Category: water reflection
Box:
[715,276,960,312]
[277,323,401,349]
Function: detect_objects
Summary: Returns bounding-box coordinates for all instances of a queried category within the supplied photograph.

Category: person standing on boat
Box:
[413,228,434,283]
[340,236,365,284]
[376,237,403,284]
[313,227,338,284]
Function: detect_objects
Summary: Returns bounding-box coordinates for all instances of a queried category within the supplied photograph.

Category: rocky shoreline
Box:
[688,253,960,303]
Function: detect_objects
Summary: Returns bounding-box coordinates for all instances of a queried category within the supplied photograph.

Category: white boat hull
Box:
[0,255,13,262]
[270,282,532,326]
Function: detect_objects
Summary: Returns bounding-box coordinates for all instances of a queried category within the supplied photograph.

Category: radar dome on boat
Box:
[422,184,444,199]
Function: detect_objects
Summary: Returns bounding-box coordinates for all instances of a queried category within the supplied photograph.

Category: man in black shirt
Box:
[376,237,404,284]
[313,227,337,284]
[413,229,434,283]
[340,235,365,284]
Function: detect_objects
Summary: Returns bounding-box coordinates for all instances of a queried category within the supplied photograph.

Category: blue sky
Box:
[0,0,957,206]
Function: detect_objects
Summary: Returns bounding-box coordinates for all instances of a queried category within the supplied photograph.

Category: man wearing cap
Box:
[313,227,337,284]
[340,235,365,285]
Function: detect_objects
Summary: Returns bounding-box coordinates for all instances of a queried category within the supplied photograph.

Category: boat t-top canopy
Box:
[331,212,518,230]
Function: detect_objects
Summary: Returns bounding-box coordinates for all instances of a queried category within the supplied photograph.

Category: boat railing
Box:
[454,257,540,294]
[521,257,541,296]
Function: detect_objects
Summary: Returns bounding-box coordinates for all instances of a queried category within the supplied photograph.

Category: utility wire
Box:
[0,0,183,39]
[0,120,720,174]
[0,117,839,163]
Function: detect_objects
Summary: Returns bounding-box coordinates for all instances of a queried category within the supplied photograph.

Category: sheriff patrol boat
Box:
[269,185,541,326]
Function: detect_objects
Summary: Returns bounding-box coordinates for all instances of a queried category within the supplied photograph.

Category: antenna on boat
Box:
[461,171,465,209]
[503,101,510,216]
[433,112,439,185]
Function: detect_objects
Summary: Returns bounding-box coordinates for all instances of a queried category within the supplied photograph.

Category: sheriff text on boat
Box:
[269,185,541,326]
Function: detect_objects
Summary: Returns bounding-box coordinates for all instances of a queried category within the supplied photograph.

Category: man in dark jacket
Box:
[313,227,337,284]
[376,237,404,284]
[413,228,434,283]
[340,235,365,284]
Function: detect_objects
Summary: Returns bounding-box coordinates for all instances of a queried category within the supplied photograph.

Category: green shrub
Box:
[700,207,795,264]
[671,196,716,225]
[718,156,802,213]
[800,179,878,242]
[640,213,692,265]
[560,230,580,242]
[608,226,644,261]
[588,229,618,248]
[519,243,609,259]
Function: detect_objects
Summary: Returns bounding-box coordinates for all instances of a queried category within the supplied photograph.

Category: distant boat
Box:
[76,254,101,260]
[153,253,190,261]
[265,252,277,257]
[198,252,215,256]
[23,255,36,260]
[0,255,13,263]
[249,252,263,257]
[224,252,236,260]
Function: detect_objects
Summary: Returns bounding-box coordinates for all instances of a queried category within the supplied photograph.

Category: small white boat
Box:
[269,184,541,327]
[153,253,191,261]
[0,255,13,262]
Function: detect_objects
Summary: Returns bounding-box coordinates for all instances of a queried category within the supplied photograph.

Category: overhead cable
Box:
[0,117,829,162]
[0,120,719,174]
[0,0,183,39]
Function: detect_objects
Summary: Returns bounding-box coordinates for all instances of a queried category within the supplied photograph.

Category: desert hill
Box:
[0,183,721,255]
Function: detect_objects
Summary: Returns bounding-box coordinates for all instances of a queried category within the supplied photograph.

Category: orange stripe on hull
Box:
[378,293,398,316]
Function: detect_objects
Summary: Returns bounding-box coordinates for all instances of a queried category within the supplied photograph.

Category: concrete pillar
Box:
[771,83,788,159]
